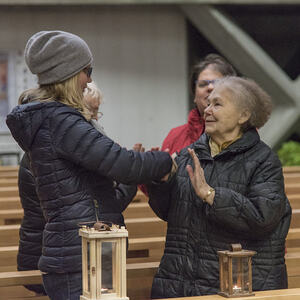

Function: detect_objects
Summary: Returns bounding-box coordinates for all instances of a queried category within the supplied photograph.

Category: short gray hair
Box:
[214,76,272,131]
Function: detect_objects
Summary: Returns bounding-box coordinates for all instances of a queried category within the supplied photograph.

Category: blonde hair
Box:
[18,73,92,121]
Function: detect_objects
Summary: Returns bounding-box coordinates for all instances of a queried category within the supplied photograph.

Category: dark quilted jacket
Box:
[149,129,291,298]
[6,101,172,273]
[17,153,46,295]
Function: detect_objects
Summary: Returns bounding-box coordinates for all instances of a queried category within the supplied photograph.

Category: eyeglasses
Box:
[97,111,103,119]
[83,67,93,78]
[195,79,219,88]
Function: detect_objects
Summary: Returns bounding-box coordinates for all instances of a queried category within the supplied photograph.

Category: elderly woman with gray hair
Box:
[148,76,291,298]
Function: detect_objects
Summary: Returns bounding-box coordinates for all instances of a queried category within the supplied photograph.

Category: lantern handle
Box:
[231,243,242,252]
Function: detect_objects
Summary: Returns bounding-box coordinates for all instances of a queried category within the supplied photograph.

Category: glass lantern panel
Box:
[101,241,116,294]
[232,257,249,295]
[87,240,90,292]
[223,256,229,293]
[242,257,250,293]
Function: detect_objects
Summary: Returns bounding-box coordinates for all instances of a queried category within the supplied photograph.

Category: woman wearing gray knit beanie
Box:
[6,30,173,300]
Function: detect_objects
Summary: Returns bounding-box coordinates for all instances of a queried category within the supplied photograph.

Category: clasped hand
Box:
[132,143,175,182]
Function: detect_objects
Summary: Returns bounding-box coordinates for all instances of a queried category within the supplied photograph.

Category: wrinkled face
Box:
[194,66,223,116]
[204,86,249,142]
[79,67,92,92]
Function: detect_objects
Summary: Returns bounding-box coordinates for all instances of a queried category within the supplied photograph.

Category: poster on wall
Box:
[0,53,8,132]
[0,51,37,132]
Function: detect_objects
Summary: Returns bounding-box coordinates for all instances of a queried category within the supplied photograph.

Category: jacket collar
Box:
[193,128,260,159]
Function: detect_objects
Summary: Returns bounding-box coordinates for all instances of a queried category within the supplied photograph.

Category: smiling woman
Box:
[148,76,291,299]
[204,77,272,150]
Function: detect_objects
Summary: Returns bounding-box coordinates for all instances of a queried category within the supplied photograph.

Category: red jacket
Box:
[161,108,205,154]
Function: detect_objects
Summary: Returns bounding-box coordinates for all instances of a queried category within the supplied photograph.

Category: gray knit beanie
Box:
[24,30,93,85]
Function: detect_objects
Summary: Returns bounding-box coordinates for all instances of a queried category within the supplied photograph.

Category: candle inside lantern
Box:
[232,285,242,294]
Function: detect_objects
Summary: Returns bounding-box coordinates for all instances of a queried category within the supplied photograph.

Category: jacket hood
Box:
[6,101,60,152]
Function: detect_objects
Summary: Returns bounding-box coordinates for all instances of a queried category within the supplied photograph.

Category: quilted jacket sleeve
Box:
[206,152,291,238]
[114,183,137,212]
[51,109,172,185]
[148,175,176,221]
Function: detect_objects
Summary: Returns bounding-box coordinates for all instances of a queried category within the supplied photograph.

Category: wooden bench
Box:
[0,217,167,247]
[0,197,21,210]
[290,209,300,228]
[0,178,18,187]
[0,235,166,272]
[0,262,159,300]
[0,201,157,225]
[0,187,19,198]
[0,166,19,180]
[283,166,300,174]
[1,265,300,300]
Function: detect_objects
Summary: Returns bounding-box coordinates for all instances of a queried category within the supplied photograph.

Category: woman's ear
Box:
[238,110,251,125]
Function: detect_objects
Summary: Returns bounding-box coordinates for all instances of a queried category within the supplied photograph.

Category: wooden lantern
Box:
[79,222,129,300]
[218,244,256,298]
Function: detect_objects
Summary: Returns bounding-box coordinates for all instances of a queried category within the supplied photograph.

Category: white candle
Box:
[233,285,242,294]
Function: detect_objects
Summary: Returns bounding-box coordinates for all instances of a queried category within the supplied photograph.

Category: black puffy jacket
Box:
[149,129,291,298]
[17,153,46,295]
[7,101,172,274]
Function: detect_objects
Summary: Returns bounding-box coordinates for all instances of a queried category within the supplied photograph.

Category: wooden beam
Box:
[0,0,299,5]
[181,4,300,149]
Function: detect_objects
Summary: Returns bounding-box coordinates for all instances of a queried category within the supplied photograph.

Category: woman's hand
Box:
[186,148,215,205]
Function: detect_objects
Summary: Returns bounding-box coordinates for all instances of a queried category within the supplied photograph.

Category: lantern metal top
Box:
[79,221,128,239]
[217,243,256,257]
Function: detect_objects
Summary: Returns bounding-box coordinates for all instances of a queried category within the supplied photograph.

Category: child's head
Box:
[83,82,103,120]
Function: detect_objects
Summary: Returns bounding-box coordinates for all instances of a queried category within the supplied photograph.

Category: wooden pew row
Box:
[0,262,159,300]
[0,186,18,198]
[0,197,21,210]
[1,189,300,225]
[1,207,300,247]
[1,226,299,271]
[0,178,18,187]
[0,166,19,180]
[0,236,166,272]
[0,166,19,172]
[0,189,148,210]
[0,201,157,225]
[0,187,148,199]
[285,183,300,195]
[291,209,300,228]
[0,260,300,300]
[0,186,148,200]
[288,195,300,209]
[0,217,167,247]
[283,166,300,174]
[284,173,300,184]
[0,164,298,172]
[1,180,300,200]
[286,228,300,249]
